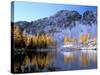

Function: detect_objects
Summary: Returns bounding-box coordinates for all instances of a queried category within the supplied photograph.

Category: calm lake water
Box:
[14,48,97,73]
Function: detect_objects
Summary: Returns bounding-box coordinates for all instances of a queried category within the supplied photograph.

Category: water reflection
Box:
[14,49,97,73]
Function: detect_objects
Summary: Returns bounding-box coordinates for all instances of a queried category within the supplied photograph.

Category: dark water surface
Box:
[14,48,97,73]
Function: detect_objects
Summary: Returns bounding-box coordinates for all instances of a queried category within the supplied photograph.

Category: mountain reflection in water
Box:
[14,49,97,73]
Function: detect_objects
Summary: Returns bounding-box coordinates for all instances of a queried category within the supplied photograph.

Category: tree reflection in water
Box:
[14,49,97,73]
[14,49,57,73]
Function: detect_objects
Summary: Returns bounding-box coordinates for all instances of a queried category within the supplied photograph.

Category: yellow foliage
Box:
[45,34,51,47]
[63,54,71,63]
[23,35,32,47]
[32,35,38,46]
[22,33,52,48]
[40,57,44,66]
[79,32,91,46]
[31,55,37,65]
[80,53,90,65]
[45,53,51,66]
[32,33,52,48]
[63,36,71,45]
[14,25,22,44]
[23,56,30,64]
[38,35,44,46]
[79,34,87,46]
[37,55,41,65]
[93,37,97,45]
[31,53,51,67]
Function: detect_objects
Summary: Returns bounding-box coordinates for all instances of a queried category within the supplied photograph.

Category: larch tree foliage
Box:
[45,33,52,48]
[79,34,87,46]
[14,24,23,48]
[93,37,97,45]
[32,34,38,48]
[79,32,91,47]
[63,36,71,45]
[23,34,32,48]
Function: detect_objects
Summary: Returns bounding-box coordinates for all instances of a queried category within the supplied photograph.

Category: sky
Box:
[11,1,97,22]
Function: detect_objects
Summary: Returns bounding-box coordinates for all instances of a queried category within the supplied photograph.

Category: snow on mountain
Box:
[14,10,97,46]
